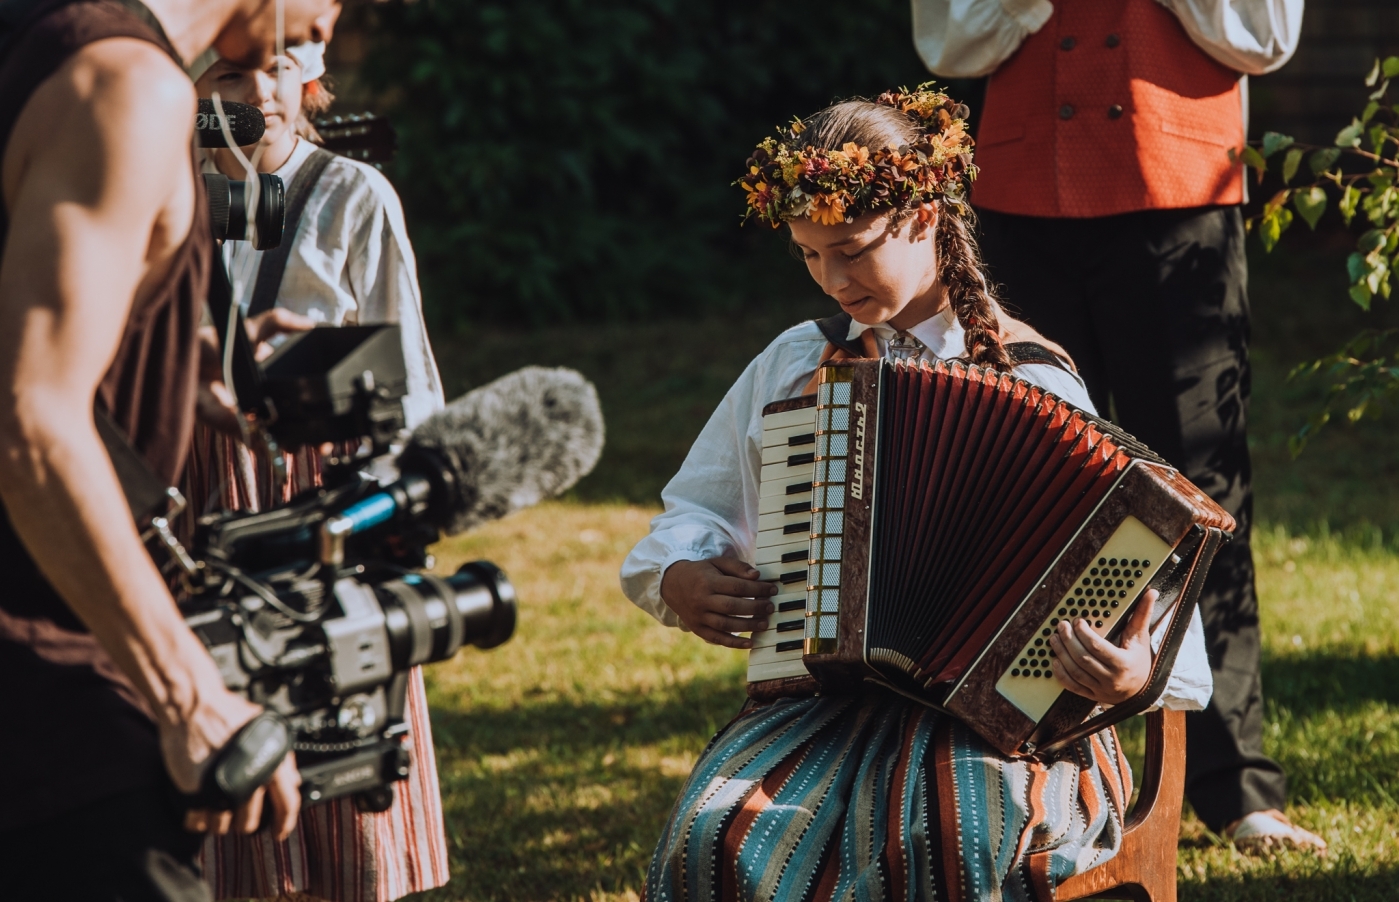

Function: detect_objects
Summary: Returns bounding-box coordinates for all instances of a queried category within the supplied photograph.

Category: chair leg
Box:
[1053,710,1185,902]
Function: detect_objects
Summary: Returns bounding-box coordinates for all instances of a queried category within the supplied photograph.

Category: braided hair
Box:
[799,101,1011,370]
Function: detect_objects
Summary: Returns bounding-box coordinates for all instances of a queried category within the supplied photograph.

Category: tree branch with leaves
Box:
[1232,56,1399,455]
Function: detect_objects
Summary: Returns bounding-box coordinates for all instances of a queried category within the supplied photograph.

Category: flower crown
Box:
[738,84,976,228]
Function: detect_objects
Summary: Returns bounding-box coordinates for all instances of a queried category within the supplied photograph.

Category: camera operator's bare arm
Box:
[0,39,297,837]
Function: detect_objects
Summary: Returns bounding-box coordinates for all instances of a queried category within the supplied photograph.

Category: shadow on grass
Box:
[1262,650,1399,716]
[415,674,745,900]
[1180,867,1399,902]
[427,671,746,757]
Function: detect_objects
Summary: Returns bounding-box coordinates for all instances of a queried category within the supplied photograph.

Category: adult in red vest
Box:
[914,0,1324,853]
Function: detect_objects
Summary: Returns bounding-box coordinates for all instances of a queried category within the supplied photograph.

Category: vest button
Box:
[1059,104,1076,120]
[1108,104,1124,119]
[1060,36,1077,51]
[1106,34,1121,48]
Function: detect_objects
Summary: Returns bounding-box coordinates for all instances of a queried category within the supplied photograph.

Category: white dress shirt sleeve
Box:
[911,0,1055,78]
[338,162,447,427]
[1153,0,1303,75]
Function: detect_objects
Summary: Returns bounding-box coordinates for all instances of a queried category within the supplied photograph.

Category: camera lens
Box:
[203,172,286,250]
[376,560,517,669]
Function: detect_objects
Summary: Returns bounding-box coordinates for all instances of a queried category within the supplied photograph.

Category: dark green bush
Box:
[360,0,936,326]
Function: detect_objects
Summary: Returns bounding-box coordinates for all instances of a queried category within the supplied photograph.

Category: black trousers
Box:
[978,205,1286,832]
[0,784,210,902]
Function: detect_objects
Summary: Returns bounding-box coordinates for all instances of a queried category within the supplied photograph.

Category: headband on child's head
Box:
[737,84,976,228]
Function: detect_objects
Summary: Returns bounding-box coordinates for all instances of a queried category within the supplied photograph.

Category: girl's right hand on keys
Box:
[661,557,778,649]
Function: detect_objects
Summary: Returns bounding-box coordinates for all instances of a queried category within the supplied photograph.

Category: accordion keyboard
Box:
[747,404,818,682]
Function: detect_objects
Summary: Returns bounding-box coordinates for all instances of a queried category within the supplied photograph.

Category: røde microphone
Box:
[196,99,266,148]
[322,367,605,550]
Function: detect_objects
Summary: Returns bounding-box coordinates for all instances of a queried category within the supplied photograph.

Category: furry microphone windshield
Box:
[396,366,604,536]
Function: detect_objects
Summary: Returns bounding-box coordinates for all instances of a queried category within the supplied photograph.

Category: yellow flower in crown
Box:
[809,193,849,226]
[735,83,977,228]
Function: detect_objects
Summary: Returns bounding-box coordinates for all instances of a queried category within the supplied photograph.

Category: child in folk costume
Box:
[186,46,449,902]
[620,88,1214,901]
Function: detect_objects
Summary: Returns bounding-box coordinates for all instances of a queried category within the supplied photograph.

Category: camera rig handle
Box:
[183,710,292,811]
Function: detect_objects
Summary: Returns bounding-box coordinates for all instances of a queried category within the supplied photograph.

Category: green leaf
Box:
[1241,145,1268,174]
[1363,100,1382,123]
[1261,131,1294,158]
[1260,205,1292,252]
[1309,148,1342,175]
[1351,282,1374,310]
[1340,185,1362,224]
[1367,58,1382,87]
[1359,229,1387,253]
[1348,251,1369,282]
[1281,147,1304,184]
[1337,120,1365,147]
[1385,56,1399,79]
[1371,124,1389,154]
[1293,186,1327,229]
[1371,79,1391,102]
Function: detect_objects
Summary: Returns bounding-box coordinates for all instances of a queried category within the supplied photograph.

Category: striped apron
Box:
[186,427,451,902]
[646,690,1131,902]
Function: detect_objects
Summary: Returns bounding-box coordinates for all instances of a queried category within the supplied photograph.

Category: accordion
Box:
[747,358,1233,757]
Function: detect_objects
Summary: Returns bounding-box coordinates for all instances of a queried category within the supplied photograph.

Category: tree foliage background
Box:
[357,0,938,327]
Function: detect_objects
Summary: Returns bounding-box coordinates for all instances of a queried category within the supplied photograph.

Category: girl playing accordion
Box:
[620,88,1213,901]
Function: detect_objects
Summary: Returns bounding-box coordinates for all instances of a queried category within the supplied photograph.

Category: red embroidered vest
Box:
[971,0,1245,219]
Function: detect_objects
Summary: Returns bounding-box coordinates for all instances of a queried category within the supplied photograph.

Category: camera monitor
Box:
[259,324,408,448]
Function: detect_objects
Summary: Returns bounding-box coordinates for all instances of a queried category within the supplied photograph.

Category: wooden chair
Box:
[1055,709,1185,902]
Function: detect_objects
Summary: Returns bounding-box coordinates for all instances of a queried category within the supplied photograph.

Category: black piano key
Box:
[778,599,804,612]
[780,570,808,584]
[781,550,807,563]
[776,640,804,653]
[776,620,804,633]
[786,452,816,467]
[784,501,812,515]
[783,521,812,535]
[785,482,813,495]
[787,433,816,447]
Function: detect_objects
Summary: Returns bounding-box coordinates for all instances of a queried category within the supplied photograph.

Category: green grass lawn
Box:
[405,239,1399,900]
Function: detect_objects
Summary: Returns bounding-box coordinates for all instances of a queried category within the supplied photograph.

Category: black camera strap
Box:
[247,147,336,318]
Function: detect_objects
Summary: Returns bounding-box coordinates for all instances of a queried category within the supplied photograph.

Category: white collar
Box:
[846,306,964,359]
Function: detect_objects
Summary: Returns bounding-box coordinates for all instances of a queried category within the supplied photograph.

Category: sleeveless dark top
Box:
[0,0,209,828]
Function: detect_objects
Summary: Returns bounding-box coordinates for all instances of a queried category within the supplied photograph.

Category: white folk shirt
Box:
[619,311,1213,711]
[912,0,1303,78]
[212,139,446,428]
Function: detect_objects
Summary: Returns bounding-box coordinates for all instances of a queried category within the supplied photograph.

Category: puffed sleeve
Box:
[911,0,1055,78]
[619,357,766,629]
[1153,0,1303,75]
[341,163,446,427]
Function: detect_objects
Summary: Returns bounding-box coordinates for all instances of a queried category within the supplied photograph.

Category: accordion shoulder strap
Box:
[804,313,1074,395]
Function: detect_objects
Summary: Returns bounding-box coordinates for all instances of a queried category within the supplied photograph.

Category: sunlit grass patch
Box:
[406,504,1399,900]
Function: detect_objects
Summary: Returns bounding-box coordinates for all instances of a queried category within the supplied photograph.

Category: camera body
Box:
[173,326,516,811]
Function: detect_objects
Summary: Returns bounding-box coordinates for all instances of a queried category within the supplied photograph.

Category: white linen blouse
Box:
[211,138,446,428]
[619,310,1213,711]
[911,0,1304,79]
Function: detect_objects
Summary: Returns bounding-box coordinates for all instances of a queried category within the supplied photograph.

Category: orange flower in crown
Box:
[736,83,977,228]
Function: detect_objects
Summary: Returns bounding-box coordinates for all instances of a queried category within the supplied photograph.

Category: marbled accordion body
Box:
[749,358,1234,757]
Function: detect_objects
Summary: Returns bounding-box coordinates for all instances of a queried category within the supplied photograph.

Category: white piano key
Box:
[755,559,808,587]
[760,479,813,502]
[747,658,811,682]
[757,524,809,548]
[760,460,816,492]
[761,439,817,467]
[761,407,817,436]
[748,637,807,665]
[754,541,809,566]
[757,507,814,533]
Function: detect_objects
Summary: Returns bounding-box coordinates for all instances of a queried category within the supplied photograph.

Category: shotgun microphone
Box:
[196,99,266,148]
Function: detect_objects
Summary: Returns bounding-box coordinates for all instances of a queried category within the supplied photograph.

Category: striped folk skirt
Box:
[645,691,1131,902]
[186,427,451,901]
